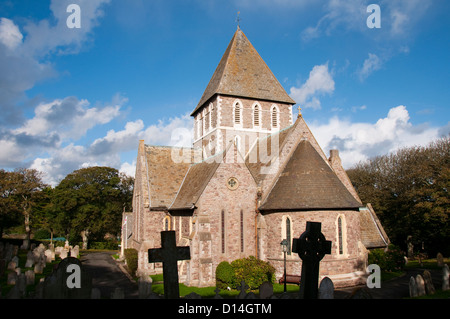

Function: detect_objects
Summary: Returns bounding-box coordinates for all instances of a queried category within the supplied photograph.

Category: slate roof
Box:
[145,145,193,208]
[192,27,295,116]
[359,204,390,248]
[259,140,362,211]
[169,157,222,211]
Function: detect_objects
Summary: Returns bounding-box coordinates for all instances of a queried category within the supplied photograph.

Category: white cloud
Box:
[289,63,335,110]
[29,113,193,186]
[310,105,442,168]
[0,18,23,50]
[357,53,383,81]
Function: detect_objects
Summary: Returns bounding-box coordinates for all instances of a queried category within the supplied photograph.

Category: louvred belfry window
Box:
[272,107,278,128]
[234,103,241,125]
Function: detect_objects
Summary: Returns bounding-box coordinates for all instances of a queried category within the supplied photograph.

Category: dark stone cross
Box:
[148,231,190,299]
[292,221,332,299]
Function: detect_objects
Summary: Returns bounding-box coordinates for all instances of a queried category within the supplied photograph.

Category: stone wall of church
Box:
[186,147,258,287]
[261,210,367,288]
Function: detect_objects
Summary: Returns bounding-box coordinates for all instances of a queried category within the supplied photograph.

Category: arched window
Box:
[234,101,242,126]
[281,215,292,256]
[253,104,261,128]
[163,216,171,231]
[336,215,347,256]
[286,217,291,255]
[221,210,226,254]
[338,217,343,254]
[271,105,279,130]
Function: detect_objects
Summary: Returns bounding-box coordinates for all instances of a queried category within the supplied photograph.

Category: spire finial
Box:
[298,105,303,118]
[236,11,241,29]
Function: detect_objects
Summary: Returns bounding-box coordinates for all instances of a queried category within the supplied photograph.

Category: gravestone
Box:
[70,245,79,258]
[292,221,332,299]
[111,287,125,299]
[25,269,35,285]
[436,253,444,267]
[237,280,249,299]
[259,281,273,299]
[318,277,334,299]
[213,287,223,299]
[423,270,435,295]
[42,257,92,299]
[7,271,17,285]
[60,249,68,260]
[138,275,153,299]
[409,276,417,297]
[148,231,190,299]
[415,274,426,296]
[25,251,35,268]
[442,264,449,291]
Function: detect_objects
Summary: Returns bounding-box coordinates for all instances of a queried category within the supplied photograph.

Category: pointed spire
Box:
[192,28,295,116]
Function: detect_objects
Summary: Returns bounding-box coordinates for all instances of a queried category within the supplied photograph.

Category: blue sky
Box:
[0,0,449,185]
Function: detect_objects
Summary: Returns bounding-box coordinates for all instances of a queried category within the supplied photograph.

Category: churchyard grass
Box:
[149,274,299,298]
[405,257,450,270]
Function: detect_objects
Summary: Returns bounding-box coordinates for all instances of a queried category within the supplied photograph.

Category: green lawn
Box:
[149,274,299,298]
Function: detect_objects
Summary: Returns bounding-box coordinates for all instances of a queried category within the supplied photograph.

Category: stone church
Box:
[126,27,389,288]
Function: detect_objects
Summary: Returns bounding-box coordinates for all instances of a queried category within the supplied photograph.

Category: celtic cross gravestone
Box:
[292,221,332,299]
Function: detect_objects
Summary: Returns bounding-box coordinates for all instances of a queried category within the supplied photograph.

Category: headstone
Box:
[42,257,92,299]
[409,276,417,297]
[436,253,444,267]
[44,249,53,263]
[318,277,334,299]
[25,269,35,285]
[184,292,202,299]
[237,280,249,299]
[7,271,17,285]
[349,287,373,299]
[213,287,223,299]
[55,246,63,256]
[423,270,435,295]
[245,292,256,299]
[91,288,101,299]
[34,261,44,274]
[17,273,26,297]
[292,221,332,299]
[64,240,70,250]
[415,274,426,296]
[147,231,191,299]
[259,281,273,299]
[70,245,79,258]
[25,251,35,268]
[442,264,449,291]
[60,249,68,260]
[7,260,17,271]
[111,287,125,299]
[138,275,153,299]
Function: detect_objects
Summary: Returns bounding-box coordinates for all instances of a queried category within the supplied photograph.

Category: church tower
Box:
[192,27,296,159]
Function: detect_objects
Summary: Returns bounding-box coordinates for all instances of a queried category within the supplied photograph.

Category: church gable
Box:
[259,139,362,211]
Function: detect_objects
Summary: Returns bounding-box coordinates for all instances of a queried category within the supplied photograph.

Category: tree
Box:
[0,169,47,246]
[347,136,450,255]
[52,166,133,248]
[0,170,22,238]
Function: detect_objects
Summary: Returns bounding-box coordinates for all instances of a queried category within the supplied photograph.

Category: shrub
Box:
[124,248,138,276]
[216,261,236,290]
[33,229,51,240]
[368,244,405,272]
[231,256,276,290]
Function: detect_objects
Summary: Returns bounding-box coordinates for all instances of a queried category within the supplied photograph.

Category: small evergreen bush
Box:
[215,261,236,289]
[124,248,138,276]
